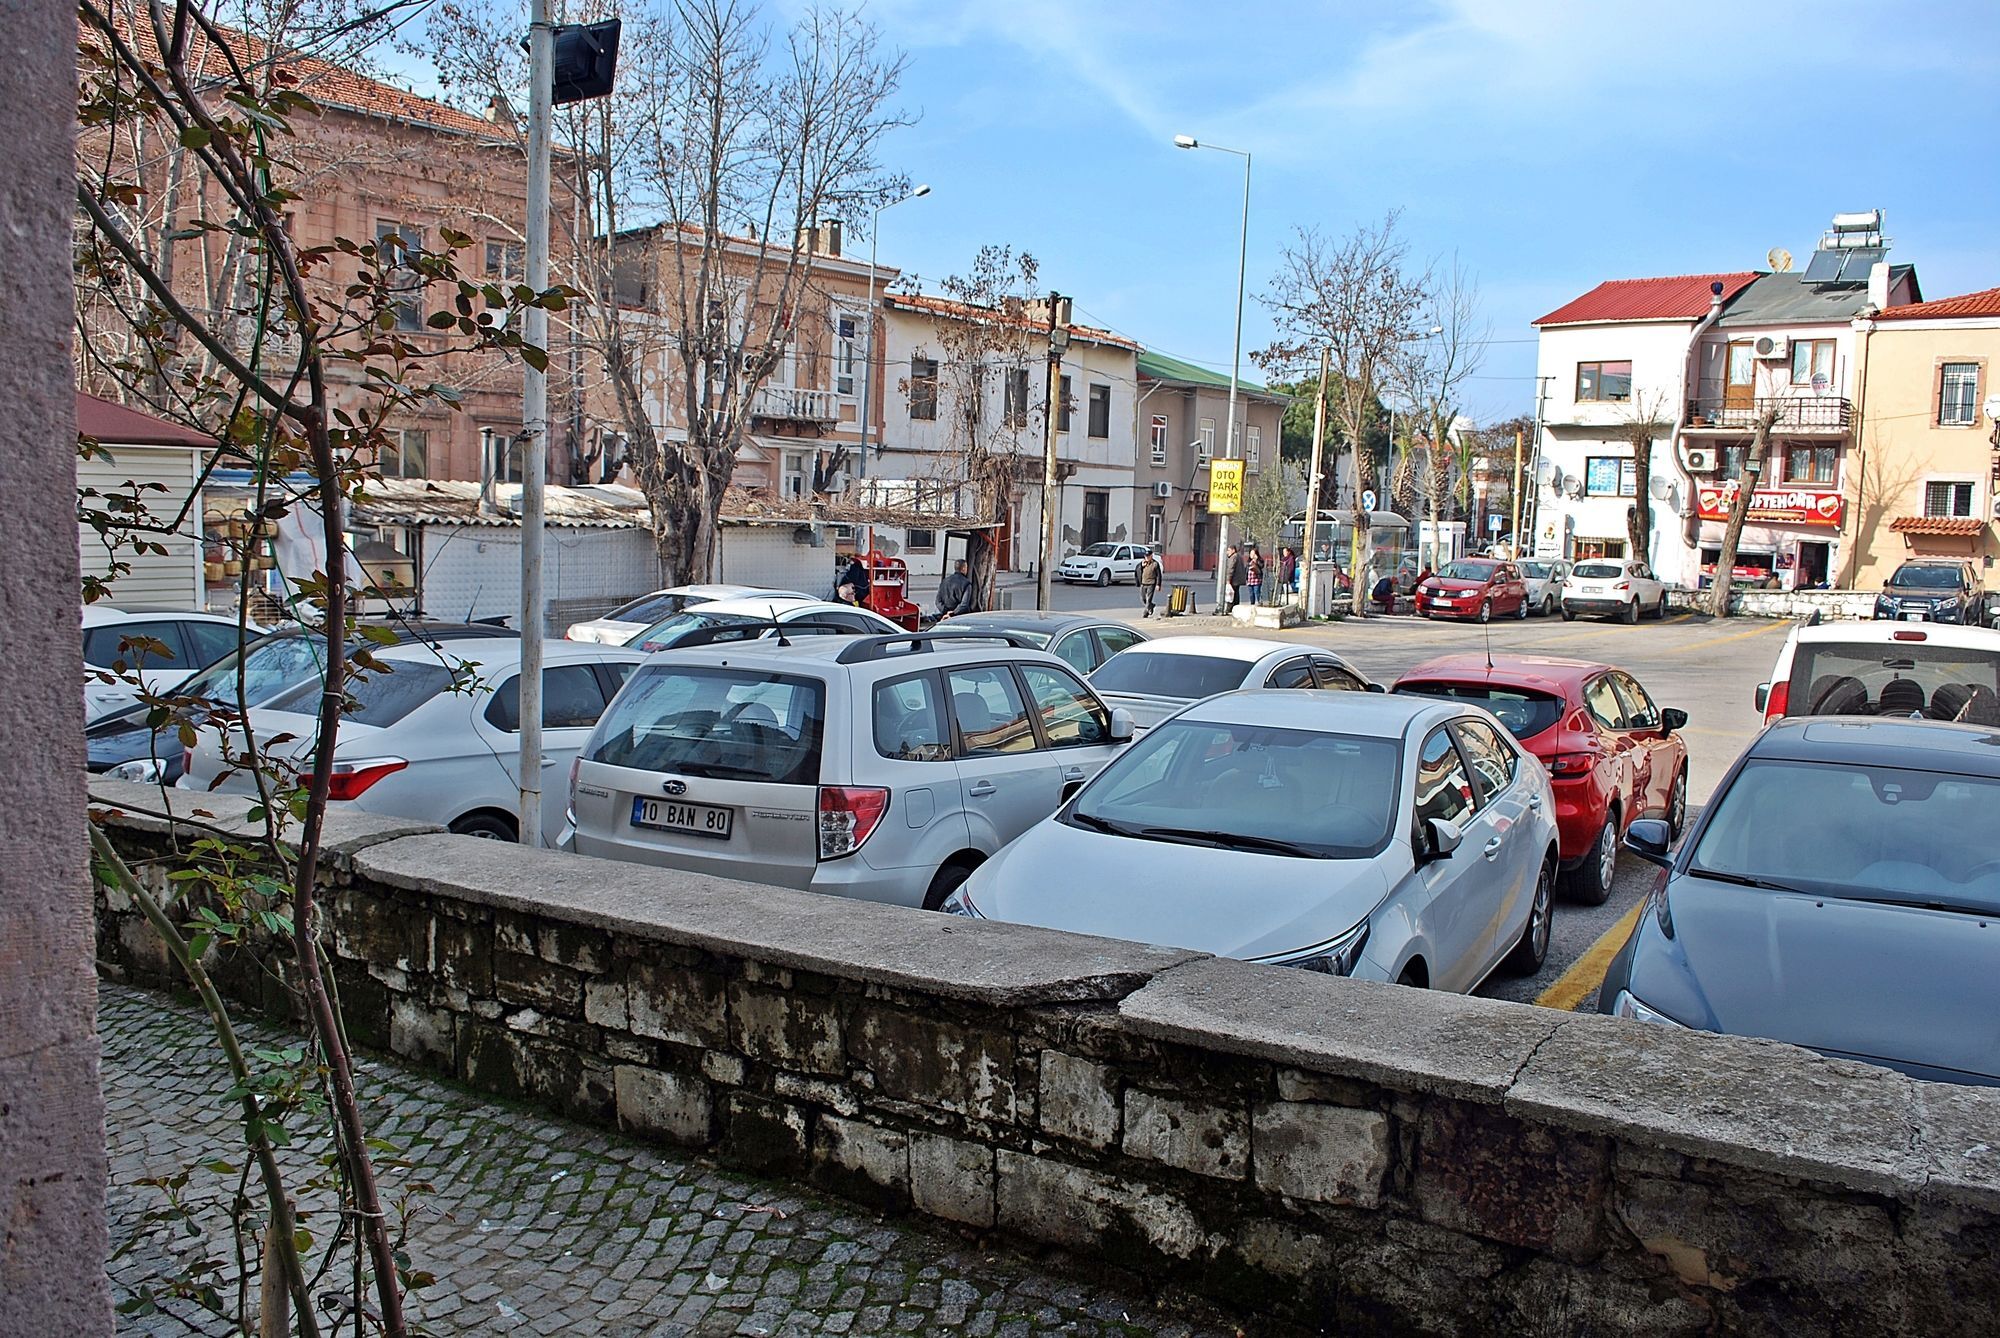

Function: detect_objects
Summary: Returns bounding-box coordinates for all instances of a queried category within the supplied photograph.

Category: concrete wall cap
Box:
[353,833,1206,1005]
[89,777,442,859]
[1910,1081,2000,1213]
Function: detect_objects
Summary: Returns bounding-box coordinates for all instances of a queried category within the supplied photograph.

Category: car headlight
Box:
[1609,989,1686,1027]
[106,758,164,783]
[1275,921,1370,977]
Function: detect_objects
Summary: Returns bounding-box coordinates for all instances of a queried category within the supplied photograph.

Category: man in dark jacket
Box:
[1136,547,1164,617]
[836,554,871,607]
[1225,545,1246,610]
[935,559,977,618]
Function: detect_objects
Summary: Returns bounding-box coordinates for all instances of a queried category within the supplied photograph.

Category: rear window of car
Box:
[1572,562,1622,579]
[1787,640,2000,722]
[1396,681,1566,739]
[1088,652,1253,701]
[606,591,696,623]
[267,661,454,727]
[632,611,758,651]
[586,666,824,785]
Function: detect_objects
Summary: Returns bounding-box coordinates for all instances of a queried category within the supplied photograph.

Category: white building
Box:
[76,391,213,609]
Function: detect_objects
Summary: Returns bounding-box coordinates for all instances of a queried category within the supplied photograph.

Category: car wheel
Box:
[923,858,980,912]
[1560,606,1577,622]
[1542,595,1557,617]
[1621,598,1640,625]
[1503,858,1554,976]
[1477,600,1493,624]
[1096,568,1111,588]
[1516,595,1530,620]
[1667,767,1688,839]
[1397,963,1427,989]
[1653,593,1670,620]
[1564,809,1618,905]
[449,811,518,842]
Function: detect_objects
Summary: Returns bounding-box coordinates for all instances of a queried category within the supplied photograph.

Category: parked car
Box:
[82,605,265,723]
[624,596,901,651]
[563,630,1135,908]
[1414,559,1530,623]
[180,637,643,844]
[1873,560,1991,627]
[1087,636,1378,731]
[1562,559,1669,623]
[1599,716,2000,1086]
[944,691,1561,990]
[1057,543,1148,586]
[938,612,1148,676]
[91,620,513,785]
[565,584,811,644]
[1754,619,2000,724]
[1393,654,1689,903]
[1517,559,1570,617]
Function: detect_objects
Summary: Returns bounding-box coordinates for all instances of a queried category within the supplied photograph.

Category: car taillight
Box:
[1613,581,1631,592]
[1548,753,1595,776]
[325,757,409,801]
[1763,681,1789,722]
[818,786,890,860]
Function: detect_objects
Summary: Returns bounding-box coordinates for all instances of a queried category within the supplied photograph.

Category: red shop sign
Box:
[1695,484,1844,527]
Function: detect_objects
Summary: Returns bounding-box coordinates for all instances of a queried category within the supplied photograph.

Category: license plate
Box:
[1901,612,1925,622]
[631,796,733,839]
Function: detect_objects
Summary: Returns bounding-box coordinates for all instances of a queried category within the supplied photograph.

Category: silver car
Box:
[1087,635,1378,731]
[562,631,1136,908]
[1518,559,1569,617]
[945,690,1560,991]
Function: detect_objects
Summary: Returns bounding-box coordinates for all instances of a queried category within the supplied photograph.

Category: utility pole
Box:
[1301,347,1331,619]
[1036,294,1071,611]
[1511,428,1524,553]
[518,0,552,847]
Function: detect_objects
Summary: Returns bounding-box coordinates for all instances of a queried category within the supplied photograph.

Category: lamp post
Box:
[1173,134,1250,612]
[860,186,930,471]
[1036,295,1073,612]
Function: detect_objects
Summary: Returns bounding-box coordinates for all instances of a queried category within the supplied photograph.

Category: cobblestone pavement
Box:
[103,983,1239,1336]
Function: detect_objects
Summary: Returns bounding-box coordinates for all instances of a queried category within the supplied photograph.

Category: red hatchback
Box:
[1393,654,1689,904]
[1414,559,1530,623]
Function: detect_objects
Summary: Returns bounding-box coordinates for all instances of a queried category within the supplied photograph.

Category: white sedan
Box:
[945,691,1559,992]
[82,605,265,723]
[623,595,902,651]
[1057,543,1148,586]
[180,637,646,845]
[1087,635,1376,731]
[565,584,810,644]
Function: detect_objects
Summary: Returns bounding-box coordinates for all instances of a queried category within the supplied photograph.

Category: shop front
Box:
[1692,483,1844,590]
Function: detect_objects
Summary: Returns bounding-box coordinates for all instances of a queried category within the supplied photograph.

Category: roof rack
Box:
[834,629,1038,664]
[656,619,860,650]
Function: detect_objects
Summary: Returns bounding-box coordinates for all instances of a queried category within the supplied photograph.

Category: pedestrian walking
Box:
[836,553,871,608]
[1224,545,1245,610]
[935,558,978,619]
[1137,547,1163,617]
[1243,545,1264,606]
[1280,546,1299,594]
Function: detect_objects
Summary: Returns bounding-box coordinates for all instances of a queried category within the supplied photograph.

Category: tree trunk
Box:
[1626,433,1654,567]
[1349,503,1371,617]
[1709,410,1780,617]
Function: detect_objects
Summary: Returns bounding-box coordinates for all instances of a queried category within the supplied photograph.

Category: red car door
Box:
[1580,674,1643,829]
[1609,671,1679,816]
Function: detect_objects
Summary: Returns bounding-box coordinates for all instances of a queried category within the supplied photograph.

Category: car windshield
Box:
[1520,562,1556,580]
[1396,682,1566,740]
[606,591,700,623]
[1786,640,2000,722]
[585,666,823,785]
[1088,652,1253,701]
[178,634,332,707]
[1573,562,1622,579]
[1888,566,1966,591]
[1065,720,1399,859]
[628,610,758,651]
[1081,544,1118,557]
[266,660,453,727]
[1692,759,2000,915]
[1437,561,1497,581]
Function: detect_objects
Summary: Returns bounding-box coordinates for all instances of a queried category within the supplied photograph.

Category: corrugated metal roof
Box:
[1135,350,1284,400]
[353,479,647,529]
[1533,273,1757,326]
[1875,285,2000,321]
[1713,269,1911,327]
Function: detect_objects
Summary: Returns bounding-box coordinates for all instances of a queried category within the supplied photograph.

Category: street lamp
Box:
[860,185,930,467]
[1173,134,1250,612]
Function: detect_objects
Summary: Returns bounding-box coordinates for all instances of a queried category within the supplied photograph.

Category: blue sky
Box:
[829,0,2000,421]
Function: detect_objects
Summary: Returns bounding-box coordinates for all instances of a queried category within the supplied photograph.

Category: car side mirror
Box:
[1108,708,1135,742]
[1625,818,1673,869]
[1365,681,1386,693]
[1753,683,1770,714]
[1661,707,1688,734]
[1418,816,1464,866]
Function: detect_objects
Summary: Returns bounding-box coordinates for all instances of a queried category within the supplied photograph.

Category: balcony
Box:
[1685,396,1852,434]
[750,385,839,425]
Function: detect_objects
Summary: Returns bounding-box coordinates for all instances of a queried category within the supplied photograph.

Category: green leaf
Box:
[519,343,549,373]
[426,310,457,330]
[178,126,211,149]
[357,623,400,646]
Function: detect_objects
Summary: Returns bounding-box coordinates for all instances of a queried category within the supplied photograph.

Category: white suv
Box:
[1058,543,1147,586]
[1562,559,1668,623]
[561,631,1136,908]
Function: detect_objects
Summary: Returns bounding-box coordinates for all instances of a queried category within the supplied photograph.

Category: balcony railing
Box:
[1685,396,1852,433]
[750,385,839,424]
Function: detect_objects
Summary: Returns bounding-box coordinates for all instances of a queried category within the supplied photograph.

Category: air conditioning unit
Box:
[1684,447,1717,473]
[1754,335,1790,359]
[1153,481,1173,499]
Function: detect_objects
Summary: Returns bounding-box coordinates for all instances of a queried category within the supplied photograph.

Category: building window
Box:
[1940,363,1981,426]
[1790,339,1835,387]
[1783,443,1837,485]
[1003,366,1030,428]
[835,313,861,396]
[378,428,428,478]
[909,356,938,420]
[906,528,936,553]
[1146,505,1164,545]
[1150,414,1168,466]
[1719,444,1752,478]
[484,240,524,283]
[1058,375,1072,433]
[1925,480,1976,519]
[1087,383,1111,439]
[1575,360,1632,402]
[485,430,521,484]
[781,451,809,499]
[375,221,425,332]
[1584,456,1637,497]
[1197,416,1216,464]
[1246,424,1262,471]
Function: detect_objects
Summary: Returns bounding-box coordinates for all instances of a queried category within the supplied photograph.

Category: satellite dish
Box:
[1536,460,1558,485]
[1767,247,1794,273]
[1985,394,2000,421]
[1562,474,1583,499]
[1649,475,1670,501]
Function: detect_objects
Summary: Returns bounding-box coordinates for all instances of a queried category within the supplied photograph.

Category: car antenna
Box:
[770,603,790,647]
[1484,616,1494,672]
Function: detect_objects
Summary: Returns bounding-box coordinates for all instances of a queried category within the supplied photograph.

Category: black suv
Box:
[1874,560,1990,627]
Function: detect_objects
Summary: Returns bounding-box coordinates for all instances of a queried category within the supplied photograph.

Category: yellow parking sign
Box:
[1207,458,1245,513]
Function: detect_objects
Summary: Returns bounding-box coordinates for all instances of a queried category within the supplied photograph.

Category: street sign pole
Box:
[518,0,552,846]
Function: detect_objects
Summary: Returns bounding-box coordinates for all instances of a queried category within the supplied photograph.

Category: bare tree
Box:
[1623,391,1670,568]
[1393,258,1484,568]
[1262,213,1426,615]
[1708,405,1783,616]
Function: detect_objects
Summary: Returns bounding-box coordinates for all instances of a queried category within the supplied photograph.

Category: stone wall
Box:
[1666,587,1877,620]
[90,779,2000,1337]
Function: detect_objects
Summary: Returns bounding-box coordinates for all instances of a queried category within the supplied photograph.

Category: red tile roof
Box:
[884,293,1141,352]
[76,391,215,448]
[1533,273,1758,327]
[1889,516,1987,537]
[1873,286,2000,321]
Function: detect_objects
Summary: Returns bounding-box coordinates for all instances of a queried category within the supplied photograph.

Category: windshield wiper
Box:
[1691,868,1812,895]
[1069,811,1138,837]
[1138,826,1317,857]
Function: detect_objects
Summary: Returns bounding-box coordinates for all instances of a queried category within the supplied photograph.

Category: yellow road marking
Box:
[1657,619,1791,654]
[1534,898,1645,1012]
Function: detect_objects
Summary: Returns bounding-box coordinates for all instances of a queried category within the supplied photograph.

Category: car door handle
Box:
[1483,837,1504,860]
[1527,793,1542,811]
[967,780,997,797]
[1061,766,1086,782]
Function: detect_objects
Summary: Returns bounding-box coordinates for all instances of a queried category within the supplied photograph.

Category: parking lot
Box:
[1008,574,1788,1009]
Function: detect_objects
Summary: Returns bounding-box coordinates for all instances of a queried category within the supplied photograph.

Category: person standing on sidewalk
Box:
[1136,547,1163,617]
[934,558,978,620]
[1243,544,1264,606]
[1224,545,1245,611]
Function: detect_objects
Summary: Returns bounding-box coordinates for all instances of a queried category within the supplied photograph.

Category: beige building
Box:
[1134,351,1289,573]
[1845,286,2000,588]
